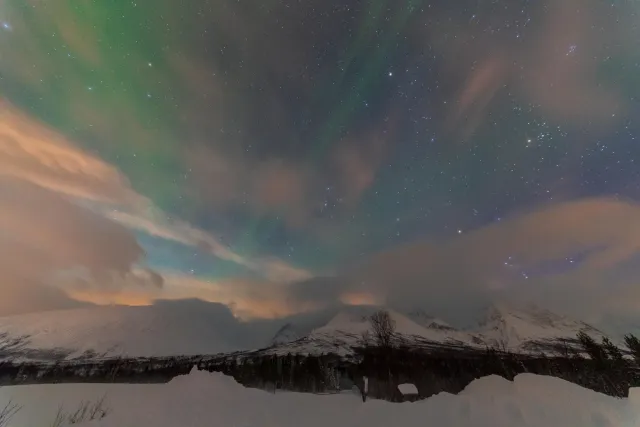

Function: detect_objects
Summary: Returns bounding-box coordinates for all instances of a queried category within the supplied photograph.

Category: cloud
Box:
[333,135,387,208]
[0,101,309,280]
[108,209,311,284]
[69,270,320,320]
[519,1,622,123]
[0,101,311,313]
[184,144,321,229]
[287,197,640,322]
[184,112,397,232]
[0,101,135,204]
[0,176,145,315]
[439,0,628,139]
[0,280,90,318]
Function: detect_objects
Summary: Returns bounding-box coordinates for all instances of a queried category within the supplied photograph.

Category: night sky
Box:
[1,0,639,324]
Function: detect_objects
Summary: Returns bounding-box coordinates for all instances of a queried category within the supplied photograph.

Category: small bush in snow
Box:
[0,400,20,427]
[50,395,108,426]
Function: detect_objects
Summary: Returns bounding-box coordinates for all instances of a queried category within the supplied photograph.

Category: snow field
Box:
[0,367,637,427]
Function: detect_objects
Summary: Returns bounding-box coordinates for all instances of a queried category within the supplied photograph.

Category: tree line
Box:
[2,310,640,401]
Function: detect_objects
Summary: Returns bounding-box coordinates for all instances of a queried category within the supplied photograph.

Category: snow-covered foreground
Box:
[1,368,638,427]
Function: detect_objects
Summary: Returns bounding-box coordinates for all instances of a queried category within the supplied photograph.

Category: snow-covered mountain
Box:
[259,306,480,358]
[474,303,609,352]
[406,309,457,331]
[310,307,473,345]
[261,303,611,357]
[0,300,613,362]
[271,323,301,345]
[0,300,269,361]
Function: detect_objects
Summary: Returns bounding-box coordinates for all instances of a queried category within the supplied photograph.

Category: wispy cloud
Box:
[0,101,311,314]
[437,0,628,139]
[68,270,318,320]
[288,197,640,322]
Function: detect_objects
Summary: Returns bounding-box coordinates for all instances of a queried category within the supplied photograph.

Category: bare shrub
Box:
[370,310,396,348]
[0,400,20,427]
[50,395,108,426]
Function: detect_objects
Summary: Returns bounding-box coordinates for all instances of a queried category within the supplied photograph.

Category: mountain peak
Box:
[476,302,607,351]
[271,323,300,345]
[406,309,456,331]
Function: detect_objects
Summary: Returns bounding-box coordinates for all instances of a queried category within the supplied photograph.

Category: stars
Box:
[0,0,635,315]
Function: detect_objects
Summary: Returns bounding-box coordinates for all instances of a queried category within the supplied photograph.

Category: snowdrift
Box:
[1,368,638,427]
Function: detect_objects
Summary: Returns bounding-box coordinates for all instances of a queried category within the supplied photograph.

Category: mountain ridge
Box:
[264,303,614,357]
[0,301,616,362]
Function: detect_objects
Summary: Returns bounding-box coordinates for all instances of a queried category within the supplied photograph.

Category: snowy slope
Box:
[0,300,253,360]
[311,307,468,342]
[261,306,479,357]
[475,303,608,352]
[0,301,612,362]
[0,367,637,427]
[271,323,301,345]
[263,303,610,357]
[406,309,457,331]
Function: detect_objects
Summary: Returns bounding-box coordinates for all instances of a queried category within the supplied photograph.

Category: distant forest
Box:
[2,310,640,402]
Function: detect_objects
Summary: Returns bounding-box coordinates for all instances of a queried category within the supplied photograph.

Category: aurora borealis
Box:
[1,0,640,323]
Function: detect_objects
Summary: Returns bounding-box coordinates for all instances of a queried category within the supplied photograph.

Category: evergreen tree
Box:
[601,337,624,365]
[624,333,640,364]
[577,332,608,369]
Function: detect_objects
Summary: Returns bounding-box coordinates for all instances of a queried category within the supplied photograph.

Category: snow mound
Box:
[397,383,418,395]
[1,368,637,427]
